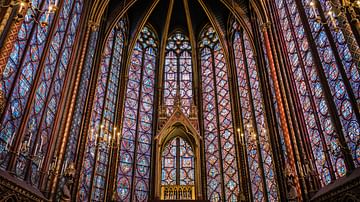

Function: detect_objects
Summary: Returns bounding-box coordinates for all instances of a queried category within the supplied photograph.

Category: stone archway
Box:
[154,108,203,200]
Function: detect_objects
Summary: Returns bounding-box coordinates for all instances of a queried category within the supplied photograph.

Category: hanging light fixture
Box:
[309,0,360,32]
[5,0,59,26]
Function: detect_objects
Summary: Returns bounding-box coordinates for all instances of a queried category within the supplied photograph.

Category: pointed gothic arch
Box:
[154,107,203,200]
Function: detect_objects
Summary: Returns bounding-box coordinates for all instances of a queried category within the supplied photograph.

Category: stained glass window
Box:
[0,0,57,170]
[67,30,99,165]
[58,30,98,200]
[274,0,360,186]
[161,137,195,186]
[164,32,192,116]
[78,19,127,201]
[200,25,240,201]
[231,21,279,201]
[0,0,84,187]
[257,19,287,163]
[300,0,360,168]
[116,25,157,202]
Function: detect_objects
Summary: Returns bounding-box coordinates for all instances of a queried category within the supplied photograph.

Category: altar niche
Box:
[154,109,203,200]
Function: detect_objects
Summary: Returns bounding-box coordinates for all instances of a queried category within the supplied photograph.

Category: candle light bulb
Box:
[28,133,32,147]
[328,10,338,31]
[309,0,318,20]
[19,2,26,13]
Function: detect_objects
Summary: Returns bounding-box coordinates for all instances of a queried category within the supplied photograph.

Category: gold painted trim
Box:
[154,108,203,200]
[183,0,199,105]
[157,0,175,104]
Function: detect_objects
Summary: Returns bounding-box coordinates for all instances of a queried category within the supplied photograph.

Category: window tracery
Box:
[231,20,279,201]
[164,32,192,116]
[275,0,360,186]
[78,19,127,201]
[0,0,84,187]
[115,25,157,202]
[200,25,240,201]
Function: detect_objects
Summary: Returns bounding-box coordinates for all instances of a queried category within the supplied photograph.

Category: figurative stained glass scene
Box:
[0,0,359,201]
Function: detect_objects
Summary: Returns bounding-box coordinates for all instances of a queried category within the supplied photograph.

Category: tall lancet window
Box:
[164,32,192,116]
[161,137,195,186]
[275,0,359,186]
[199,26,240,201]
[231,21,279,201]
[78,19,127,201]
[0,0,84,186]
[116,25,157,202]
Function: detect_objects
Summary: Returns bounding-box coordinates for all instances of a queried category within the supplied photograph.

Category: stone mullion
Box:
[239,30,269,202]
[264,9,313,198]
[103,27,124,201]
[267,20,299,201]
[266,2,312,197]
[315,1,360,122]
[0,2,36,122]
[21,0,76,185]
[209,48,226,202]
[47,9,94,201]
[258,3,304,198]
[293,0,355,172]
[107,26,129,202]
[89,27,118,202]
[226,29,251,201]
[48,11,95,198]
[272,0,335,191]
[249,11,286,201]
[269,22,311,198]
[284,0,337,182]
[267,0,323,184]
[149,42,161,200]
[129,44,146,202]
[196,43,208,200]
[6,0,62,175]
[72,18,107,198]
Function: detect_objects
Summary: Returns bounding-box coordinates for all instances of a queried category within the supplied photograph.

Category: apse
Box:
[0,0,359,201]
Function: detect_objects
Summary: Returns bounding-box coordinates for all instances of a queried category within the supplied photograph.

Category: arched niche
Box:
[154,108,203,200]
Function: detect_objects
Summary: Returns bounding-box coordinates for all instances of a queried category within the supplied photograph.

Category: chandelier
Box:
[309,0,360,32]
[0,0,58,26]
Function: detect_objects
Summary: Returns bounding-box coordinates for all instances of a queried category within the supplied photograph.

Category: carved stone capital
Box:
[88,20,99,31]
[260,22,271,32]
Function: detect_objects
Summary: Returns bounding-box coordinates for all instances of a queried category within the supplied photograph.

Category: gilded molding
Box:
[0,172,46,201]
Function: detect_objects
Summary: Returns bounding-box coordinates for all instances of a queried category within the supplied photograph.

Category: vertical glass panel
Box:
[164,32,192,116]
[116,26,157,202]
[200,26,240,202]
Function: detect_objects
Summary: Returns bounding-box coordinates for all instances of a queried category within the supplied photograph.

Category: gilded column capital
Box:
[260,21,271,32]
[88,20,99,31]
